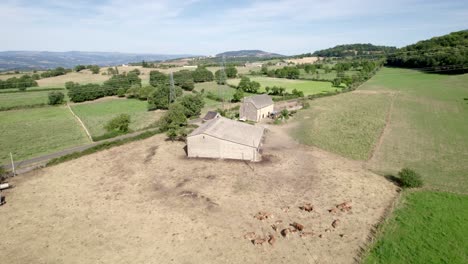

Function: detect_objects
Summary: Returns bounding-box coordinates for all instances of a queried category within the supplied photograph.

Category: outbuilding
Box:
[239,94,274,122]
[187,116,264,161]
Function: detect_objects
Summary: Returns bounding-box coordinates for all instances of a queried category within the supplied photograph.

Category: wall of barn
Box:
[240,102,258,122]
[187,134,259,161]
[257,105,274,121]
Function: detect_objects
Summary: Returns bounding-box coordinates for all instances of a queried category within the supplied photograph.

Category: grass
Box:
[70,98,164,137]
[364,191,468,264]
[291,67,468,193]
[194,81,240,101]
[0,87,64,93]
[0,89,66,110]
[291,92,391,160]
[46,129,161,166]
[363,68,468,193]
[0,107,90,164]
[227,76,339,96]
[299,69,361,81]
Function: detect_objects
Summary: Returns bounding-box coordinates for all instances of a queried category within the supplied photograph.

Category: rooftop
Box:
[188,116,264,148]
[243,94,274,109]
[203,111,219,121]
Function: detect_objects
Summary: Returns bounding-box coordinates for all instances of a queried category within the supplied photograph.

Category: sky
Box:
[1,0,467,55]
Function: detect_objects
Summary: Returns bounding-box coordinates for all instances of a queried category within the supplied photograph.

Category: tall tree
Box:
[149,71,169,87]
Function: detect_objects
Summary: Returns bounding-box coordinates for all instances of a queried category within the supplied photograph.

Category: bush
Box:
[398,168,423,188]
[104,114,131,133]
[159,103,187,131]
[166,128,178,141]
[117,88,126,97]
[65,81,79,90]
[178,94,205,118]
[147,85,182,110]
[232,88,244,102]
[280,109,290,120]
[48,91,65,105]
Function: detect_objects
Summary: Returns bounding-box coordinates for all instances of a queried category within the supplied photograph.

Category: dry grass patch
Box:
[0,126,398,264]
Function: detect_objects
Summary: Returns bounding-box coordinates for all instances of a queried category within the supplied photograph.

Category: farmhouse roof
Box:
[188,116,264,148]
[203,111,219,121]
[243,94,274,109]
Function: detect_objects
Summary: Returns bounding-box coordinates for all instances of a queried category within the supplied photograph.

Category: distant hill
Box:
[0,51,197,71]
[386,30,468,73]
[216,50,284,58]
[312,44,397,57]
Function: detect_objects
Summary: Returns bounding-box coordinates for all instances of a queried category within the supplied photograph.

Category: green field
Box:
[0,107,90,164]
[71,98,164,137]
[299,69,361,81]
[227,76,339,95]
[364,191,468,264]
[292,67,468,193]
[0,88,67,109]
[194,81,239,100]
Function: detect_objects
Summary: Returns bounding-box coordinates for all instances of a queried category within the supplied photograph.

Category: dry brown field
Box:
[286,57,322,64]
[0,122,398,264]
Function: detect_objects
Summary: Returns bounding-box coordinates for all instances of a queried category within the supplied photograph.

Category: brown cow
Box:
[290,222,304,231]
[332,219,340,228]
[268,234,276,246]
[299,203,314,212]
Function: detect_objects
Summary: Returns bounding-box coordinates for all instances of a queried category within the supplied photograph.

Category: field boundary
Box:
[356,188,403,263]
[367,92,397,162]
[67,103,93,141]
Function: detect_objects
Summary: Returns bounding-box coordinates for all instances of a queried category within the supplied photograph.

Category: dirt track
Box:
[0,124,398,264]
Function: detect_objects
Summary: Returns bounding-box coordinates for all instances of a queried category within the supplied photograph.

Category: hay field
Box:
[291,92,391,160]
[0,106,90,164]
[292,67,468,193]
[37,72,110,87]
[0,73,25,80]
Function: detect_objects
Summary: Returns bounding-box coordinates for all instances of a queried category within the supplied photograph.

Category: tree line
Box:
[260,65,300,79]
[74,65,101,74]
[311,44,397,57]
[0,74,38,90]
[67,66,218,104]
[67,71,142,102]
[386,30,468,73]
[40,67,71,78]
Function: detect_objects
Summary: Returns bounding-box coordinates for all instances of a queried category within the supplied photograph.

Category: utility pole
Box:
[218,56,227,110]
[169,72,175,105]
[10,152,15,176]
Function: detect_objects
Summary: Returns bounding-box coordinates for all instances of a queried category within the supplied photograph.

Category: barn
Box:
[239,94,274,122]
[187,116,265,161]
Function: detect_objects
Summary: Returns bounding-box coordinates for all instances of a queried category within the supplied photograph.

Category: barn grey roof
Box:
[203,111,219,121]
[243,94,274,109]
[188,116,264,148]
